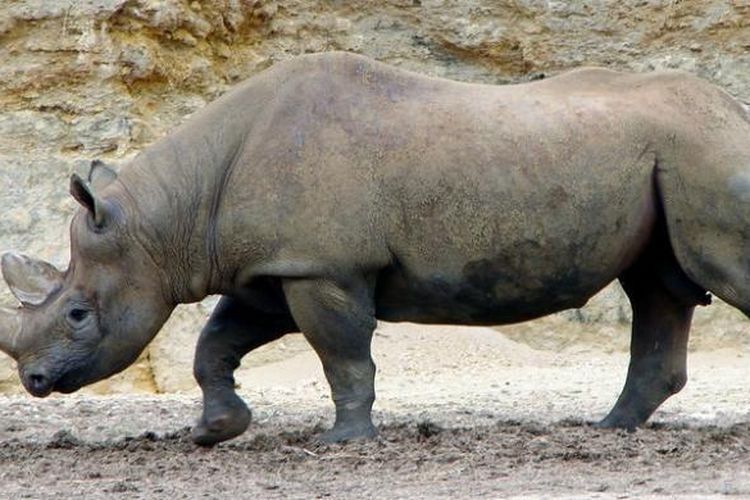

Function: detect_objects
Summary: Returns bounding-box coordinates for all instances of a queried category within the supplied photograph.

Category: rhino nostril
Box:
[27,372,50,395]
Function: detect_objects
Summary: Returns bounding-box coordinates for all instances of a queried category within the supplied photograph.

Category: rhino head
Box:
[0,162,175,396]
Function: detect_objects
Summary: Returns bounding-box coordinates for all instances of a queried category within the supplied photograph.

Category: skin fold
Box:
[1,52,748,445]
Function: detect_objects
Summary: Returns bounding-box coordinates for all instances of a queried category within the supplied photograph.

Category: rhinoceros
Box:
[1,52,748,445]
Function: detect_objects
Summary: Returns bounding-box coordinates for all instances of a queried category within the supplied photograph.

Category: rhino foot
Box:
[192,399,252,447]
[593,414,639,432]
[318,421,378,444]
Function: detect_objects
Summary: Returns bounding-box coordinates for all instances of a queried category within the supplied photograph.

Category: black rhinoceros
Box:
[1,52,748,445]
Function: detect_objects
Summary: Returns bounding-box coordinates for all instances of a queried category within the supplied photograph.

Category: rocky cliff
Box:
[0,0,748,393]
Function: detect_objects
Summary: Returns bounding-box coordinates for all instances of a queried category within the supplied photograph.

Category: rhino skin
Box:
[1,52,749,445]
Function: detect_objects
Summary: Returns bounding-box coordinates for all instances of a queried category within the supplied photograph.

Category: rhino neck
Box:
[112,58,328,304]
[117,89,266,304]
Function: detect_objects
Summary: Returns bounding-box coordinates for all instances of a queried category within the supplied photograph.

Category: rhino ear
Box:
[88,160,118,191]
[1,252,63,307]
[70,173,109,228]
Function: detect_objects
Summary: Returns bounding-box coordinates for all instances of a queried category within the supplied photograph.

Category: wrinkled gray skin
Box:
[2,52,749,445]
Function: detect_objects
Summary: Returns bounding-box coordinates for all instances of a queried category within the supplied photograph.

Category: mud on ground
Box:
[1,323,750,498]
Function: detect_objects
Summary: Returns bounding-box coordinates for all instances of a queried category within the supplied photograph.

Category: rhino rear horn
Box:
[1,252,63,307]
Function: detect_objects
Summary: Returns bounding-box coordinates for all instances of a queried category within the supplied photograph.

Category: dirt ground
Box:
[1,322,750,498]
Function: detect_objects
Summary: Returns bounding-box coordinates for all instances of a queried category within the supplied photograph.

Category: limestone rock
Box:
[0,0,748,394]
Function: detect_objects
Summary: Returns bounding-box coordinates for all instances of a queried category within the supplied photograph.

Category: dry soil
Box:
[1,322,749,498]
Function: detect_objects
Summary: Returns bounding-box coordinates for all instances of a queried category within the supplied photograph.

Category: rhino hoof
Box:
[593,415,639,432]
[192,405,252,446]
[318,422,378,444]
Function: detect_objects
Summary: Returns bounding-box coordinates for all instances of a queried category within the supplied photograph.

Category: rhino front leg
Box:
[597,263,697,430]
[283,277,378,443]
[192,296,296,446]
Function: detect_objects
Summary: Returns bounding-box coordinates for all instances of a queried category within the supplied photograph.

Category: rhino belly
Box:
[373,259,607,326]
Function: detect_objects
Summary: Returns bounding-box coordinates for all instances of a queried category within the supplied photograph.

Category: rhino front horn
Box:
[0,307,22,360]
[1,252,63,307]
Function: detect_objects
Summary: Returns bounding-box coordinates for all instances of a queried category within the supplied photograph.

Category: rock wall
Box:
[0,0,748,394]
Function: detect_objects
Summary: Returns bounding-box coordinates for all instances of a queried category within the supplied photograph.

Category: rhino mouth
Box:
[21,366,86,397]
[52,371,87,394]
[24,381,53,398]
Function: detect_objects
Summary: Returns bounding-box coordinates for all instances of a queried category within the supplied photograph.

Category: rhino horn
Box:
[1,252,63,307]
[0,307,21,360]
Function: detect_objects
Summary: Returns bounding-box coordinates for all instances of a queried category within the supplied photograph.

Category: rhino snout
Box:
[21,367,54,398]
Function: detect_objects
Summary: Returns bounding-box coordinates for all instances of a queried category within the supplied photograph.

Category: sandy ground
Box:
[1,322,749,498]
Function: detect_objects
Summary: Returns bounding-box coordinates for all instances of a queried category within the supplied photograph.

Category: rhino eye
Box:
[67,308,90,326]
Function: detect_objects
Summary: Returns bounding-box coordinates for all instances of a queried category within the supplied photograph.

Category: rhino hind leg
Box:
[283,277,378,443]
[597,223,707,430]
[192,295,297,446]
